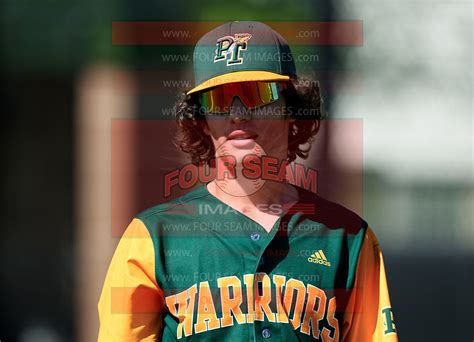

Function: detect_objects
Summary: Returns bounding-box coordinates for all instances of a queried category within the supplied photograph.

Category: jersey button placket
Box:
[250,232,261,241]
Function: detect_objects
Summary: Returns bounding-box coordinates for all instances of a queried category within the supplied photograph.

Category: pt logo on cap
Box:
[214,33,252,66]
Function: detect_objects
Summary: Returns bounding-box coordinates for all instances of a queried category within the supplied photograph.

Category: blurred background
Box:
[1,0,472,341]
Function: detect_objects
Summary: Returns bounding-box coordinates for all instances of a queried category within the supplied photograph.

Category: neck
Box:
[207,177,299,210]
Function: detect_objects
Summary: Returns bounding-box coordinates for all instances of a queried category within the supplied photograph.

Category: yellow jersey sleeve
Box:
[342,227,398,341]
[98,218,165,341]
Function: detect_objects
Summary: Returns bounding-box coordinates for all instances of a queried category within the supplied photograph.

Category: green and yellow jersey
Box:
[98,183,398,341]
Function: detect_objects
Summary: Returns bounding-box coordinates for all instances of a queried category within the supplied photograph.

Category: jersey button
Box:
[261,328,271,339]
[250,233,261,241]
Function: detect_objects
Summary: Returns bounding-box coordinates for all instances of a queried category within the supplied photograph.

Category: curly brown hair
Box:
[173,76,326,166]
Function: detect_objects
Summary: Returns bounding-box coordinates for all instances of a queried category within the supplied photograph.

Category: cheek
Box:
[203,119,227,142]
[202,119,216,136]
[261,120,290,137]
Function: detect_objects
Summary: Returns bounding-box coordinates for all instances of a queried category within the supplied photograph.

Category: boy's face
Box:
[202,95,292,166]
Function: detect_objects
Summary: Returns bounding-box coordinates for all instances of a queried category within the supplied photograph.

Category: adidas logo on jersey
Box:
[307,250,331,267]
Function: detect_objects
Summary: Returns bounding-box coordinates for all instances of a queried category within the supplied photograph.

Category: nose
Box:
[228,96,251,122]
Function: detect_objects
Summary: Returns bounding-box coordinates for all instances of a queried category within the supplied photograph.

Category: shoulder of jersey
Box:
[293,185,368,235]
[135,184,209,221]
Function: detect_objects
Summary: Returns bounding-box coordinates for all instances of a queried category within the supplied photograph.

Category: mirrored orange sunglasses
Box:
[199,81,287,114]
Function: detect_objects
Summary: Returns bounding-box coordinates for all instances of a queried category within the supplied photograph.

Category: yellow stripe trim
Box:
[186,71,290,95]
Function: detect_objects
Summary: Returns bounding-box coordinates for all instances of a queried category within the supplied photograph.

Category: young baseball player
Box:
[98,21,398,341]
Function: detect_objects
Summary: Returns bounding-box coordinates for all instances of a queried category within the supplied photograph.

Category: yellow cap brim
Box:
[186,71,290,95]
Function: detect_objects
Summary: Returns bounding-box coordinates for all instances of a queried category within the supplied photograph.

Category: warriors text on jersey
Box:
[98,183,398,341]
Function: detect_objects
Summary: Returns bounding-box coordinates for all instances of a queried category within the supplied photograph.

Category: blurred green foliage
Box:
[1,0,330,73]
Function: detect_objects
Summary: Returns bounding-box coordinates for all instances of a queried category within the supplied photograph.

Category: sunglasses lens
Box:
[200,87,226,114]
[200,81,282,114]
[255,81,280,105]
[200,90,218,113]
